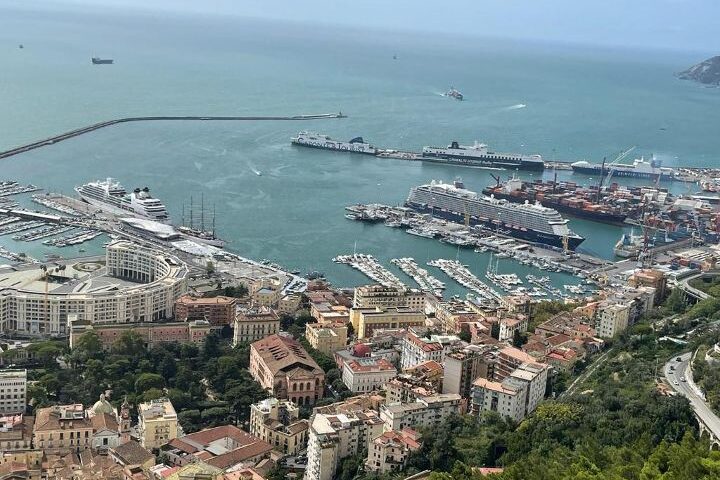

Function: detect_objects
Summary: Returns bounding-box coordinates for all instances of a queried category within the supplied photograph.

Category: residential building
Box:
[109,439,156,471]
[0,369,26,415]
[249,398,309,455]
[596,303,630,338]
[249,334,325,406]
[305,322,348,355]
[312,394,385,417]
[0,414,33,451]
[278,293,302,316]
[233,307,281,345]
[159,425,273,471]
[379,394,463,431]
[341,358,397,393]
[351,307,426,339]
[400,331,461,369]
[385,375,439,405]
[403,360,444,391]
[250,278,282,308]
[470,377,527,422]
[628,269,667,303]
[534,312,596,339]
[352,285,425,310]
[309,303,351,326]
[334,343,400,371]
[69,320,211,350]
[138,398,178,451]
[305,411,384,480]
[33,404,93,454]
[434,300,481,333]
[174,295,237,326]
[442,346,492,398]
[0,241,188,337]
[366,429,421,474]
[498,316,528,342]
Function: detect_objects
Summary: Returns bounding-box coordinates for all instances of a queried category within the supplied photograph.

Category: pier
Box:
[0,113,346,160]
[428,259,502,302]
[333,253,405,289]
[391,257,445,295]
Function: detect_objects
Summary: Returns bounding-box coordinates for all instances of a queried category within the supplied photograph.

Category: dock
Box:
[0,113,346,160]
[391,257,445,296]
[332,253,405,289]
[428,259,501,302]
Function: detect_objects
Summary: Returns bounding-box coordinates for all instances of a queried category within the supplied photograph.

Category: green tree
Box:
[135,372,165,393]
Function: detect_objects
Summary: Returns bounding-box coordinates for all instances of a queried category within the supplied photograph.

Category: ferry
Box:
[422,141,544,171]
[571,157,677,180]
[405,180,584,250]
[291,132,377,155]
[75,178,169,223]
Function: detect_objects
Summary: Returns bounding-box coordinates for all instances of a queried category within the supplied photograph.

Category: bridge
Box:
[0,113,346,160]
[664,352,720,449]
[675,270,719,303]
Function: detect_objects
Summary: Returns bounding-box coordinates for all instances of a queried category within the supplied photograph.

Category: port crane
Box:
[596,146,636,202]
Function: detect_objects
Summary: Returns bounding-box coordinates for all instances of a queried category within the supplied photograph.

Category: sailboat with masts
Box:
[177,194,226,247]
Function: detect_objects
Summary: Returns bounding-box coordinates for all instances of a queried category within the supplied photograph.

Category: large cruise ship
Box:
[571,157,677,180]
[422,141,544,171]
[75,178,170,223]
[291,132,377,155]
[405,180,584,250]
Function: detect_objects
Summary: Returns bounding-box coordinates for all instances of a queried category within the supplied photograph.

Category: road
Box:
[663,352,720,438]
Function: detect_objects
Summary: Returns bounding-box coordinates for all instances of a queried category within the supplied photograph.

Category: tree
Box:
[112,330,145,357]
[135,373,165,394]
[206,261,215,275]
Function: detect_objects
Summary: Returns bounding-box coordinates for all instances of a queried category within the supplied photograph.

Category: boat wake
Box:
[505,103,527,110]
[194,161,203,171]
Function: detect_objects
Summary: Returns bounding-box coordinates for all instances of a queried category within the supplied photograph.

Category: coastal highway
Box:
[663,352,720,438]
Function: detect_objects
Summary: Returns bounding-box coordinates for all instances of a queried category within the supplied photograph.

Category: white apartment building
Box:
[379,394,462,431]
[400,331,461,370]
[597,302,630,338]
[341,358,397,393]
[305,411,384,480]
[0,370,26,415]
[470,361,547,422]
[352,285,425,310]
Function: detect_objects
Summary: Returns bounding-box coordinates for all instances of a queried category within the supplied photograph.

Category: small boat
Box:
[91,57,114,65]
[444,86,464,101]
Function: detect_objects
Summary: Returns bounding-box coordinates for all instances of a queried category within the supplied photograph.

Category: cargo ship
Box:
[571,156,676,180]
[422,141,544,171]
[482,176,628,225]
[91,57,113,64]
[291,132,377,155]
[405,180,584,250]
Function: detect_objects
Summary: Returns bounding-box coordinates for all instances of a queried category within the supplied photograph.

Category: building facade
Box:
[249,398,308,455]
[70,320,211,350]
[32,404,93,454]
[0,370,26,415]
[352,308,426,339]
[233,307,281,345]
[249,334,325,406]
[305,322,348,355]
[341,358,397,394]
[174,295,236,326]
[366,429,421,474]
[379,394,463,431]
[138,398,178,450]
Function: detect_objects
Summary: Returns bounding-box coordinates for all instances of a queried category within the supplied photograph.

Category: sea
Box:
[1,4,719,296]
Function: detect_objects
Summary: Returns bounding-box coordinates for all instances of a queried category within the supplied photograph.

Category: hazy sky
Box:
[12,0,720,53]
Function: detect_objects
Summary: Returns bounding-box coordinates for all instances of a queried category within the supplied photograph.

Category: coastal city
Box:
[3,1,720,479]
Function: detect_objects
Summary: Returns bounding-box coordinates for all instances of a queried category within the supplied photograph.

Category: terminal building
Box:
[0,241,188,337]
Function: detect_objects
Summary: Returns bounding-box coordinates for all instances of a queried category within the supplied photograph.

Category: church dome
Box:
[91,394,114,415]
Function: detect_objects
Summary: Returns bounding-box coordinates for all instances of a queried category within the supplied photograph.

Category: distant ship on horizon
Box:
[91,57,113,65]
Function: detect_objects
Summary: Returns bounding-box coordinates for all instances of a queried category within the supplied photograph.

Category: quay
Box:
[428,259,502,303]
[0,113,346,160]
[391,257,445,295]
[333,253,406,289]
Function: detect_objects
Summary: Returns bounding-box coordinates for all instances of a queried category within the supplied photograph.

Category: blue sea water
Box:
[0,5,718,293]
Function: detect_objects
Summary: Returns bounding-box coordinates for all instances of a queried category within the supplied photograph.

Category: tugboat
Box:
[91,57,114,65]
[444,87,464,101]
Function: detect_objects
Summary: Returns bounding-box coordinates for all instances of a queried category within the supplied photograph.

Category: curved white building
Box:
[0,241,188,337]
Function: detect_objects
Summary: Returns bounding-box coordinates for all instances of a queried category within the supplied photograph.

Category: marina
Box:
[427,258,502,303]
[332,253,406,289]
[390,257,445,295]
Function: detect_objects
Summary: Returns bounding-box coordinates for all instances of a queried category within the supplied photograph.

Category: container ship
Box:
[422,141,544,171]
[75,178,169,223]
[405,180,584,250]
[482,176,628,225]
[571,156,676,180]
[291,132,377,155]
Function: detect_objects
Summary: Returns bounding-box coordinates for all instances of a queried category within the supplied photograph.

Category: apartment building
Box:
[174,295,237,326]
[249,398,308,455]
[341,358,397,393]
[0,369,26,415]
[351,307,426,339]
[32,404,93,454]
[596,302,630,338]
[137,398,178,450]
[379,394,463,431]
[306,321,348,355]
[442,346,492,398]
[400,331,461,370]
[366,429,421,474]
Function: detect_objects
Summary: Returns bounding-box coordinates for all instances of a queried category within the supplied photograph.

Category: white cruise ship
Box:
[75,178,170,223]
[422,141,544,171]
[405,180,584,250]
[291,132,378,155]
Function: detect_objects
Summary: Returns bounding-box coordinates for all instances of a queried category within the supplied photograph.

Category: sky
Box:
[6,0,720,53]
